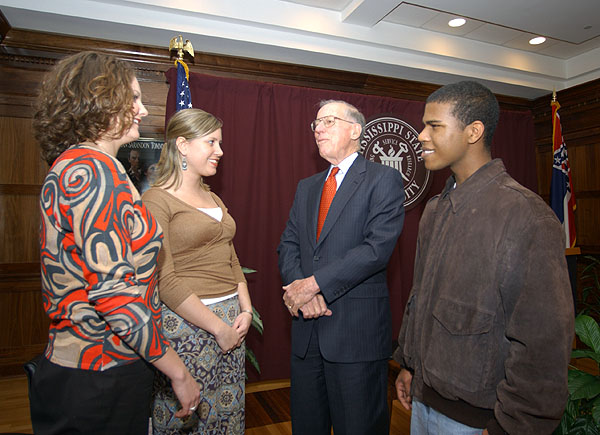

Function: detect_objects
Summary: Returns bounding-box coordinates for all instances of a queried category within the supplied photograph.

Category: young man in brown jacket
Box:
[394,81,574,434]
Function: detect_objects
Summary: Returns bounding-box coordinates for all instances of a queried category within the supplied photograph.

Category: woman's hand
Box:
[151,347,201,418]
[171,369,202,418]
[233,311,253,346]
[215,322,240,353]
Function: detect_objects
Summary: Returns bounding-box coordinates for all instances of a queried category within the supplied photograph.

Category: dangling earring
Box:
[181,156,188,171]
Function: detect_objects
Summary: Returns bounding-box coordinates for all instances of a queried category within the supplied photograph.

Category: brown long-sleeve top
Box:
[142,187,246,309]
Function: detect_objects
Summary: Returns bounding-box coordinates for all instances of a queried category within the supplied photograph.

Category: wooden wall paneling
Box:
[137,72,170,138]
[0,191,40,264]
[557,101,600,134]
[0,343,46,377]
[577,197,600,253]
[0,263,48,377]
[0,116,44,271]
[0,285,48,349]
[0,63,49,118]
[0,64,46,98]
[0,117,46,184]
[569,142,600,193]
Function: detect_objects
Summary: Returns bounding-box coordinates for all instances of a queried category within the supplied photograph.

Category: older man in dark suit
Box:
[278,100,405,435]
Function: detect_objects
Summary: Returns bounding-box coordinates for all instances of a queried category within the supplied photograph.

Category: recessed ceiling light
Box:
[448,18,466,28]
[529,36,546,45]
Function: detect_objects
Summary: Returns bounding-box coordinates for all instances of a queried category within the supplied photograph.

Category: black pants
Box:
[290,326,389,435]
[30,357,154,435]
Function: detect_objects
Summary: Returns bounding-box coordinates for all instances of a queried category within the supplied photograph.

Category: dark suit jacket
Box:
[278,154,405,363]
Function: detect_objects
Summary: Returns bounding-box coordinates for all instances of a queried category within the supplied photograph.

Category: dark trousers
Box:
[290,326,389,435]
[30,356,154,435]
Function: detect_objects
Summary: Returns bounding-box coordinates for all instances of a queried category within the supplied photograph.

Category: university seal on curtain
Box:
[360,116,431,210]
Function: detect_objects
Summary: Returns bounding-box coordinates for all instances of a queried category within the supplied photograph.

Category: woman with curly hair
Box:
[143,108,252,434]
[30,51,201,434]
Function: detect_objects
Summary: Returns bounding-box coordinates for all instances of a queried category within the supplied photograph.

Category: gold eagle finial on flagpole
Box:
[169,35,194,61]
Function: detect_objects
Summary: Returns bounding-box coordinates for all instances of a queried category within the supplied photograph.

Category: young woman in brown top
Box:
[143,108,252,434]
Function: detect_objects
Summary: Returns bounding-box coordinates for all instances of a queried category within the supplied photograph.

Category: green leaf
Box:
[569,369,600,400]
[564,396,579,419]
[569,417,600,435]
[571,349,600,364]
[240,266,262,376]
[555,399,578,435]
[582,255,600,269]
[575,315,600,354]
[245,347,261,374]
[251,306,263,335]
[587,418,600,435]
[593,396,600,426]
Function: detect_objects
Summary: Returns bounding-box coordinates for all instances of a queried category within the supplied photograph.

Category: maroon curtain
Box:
[164,68,537,381]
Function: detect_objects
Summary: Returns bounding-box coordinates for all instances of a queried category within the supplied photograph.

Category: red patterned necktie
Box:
[316,167,339,241]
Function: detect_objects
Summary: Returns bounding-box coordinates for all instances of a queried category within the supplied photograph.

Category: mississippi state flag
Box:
[176,59,192,111]
[549,99,576,248]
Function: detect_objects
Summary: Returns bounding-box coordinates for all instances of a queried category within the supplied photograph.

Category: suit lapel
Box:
[316,155,366,247]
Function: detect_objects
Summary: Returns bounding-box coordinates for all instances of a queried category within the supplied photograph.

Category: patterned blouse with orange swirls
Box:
[39,145,168,371]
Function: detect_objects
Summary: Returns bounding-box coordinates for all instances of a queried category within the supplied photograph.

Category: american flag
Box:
[176,59,192,111]
[549,99,576,248]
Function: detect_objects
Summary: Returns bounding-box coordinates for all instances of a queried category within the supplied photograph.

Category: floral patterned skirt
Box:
[151,296,245,434]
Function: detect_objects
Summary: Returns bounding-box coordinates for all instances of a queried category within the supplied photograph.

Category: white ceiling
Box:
[1,0,600,99]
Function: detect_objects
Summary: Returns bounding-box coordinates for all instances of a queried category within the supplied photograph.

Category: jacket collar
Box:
[442,159,506,213]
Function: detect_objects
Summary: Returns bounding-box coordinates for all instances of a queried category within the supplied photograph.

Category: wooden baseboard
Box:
[246,378,290,394]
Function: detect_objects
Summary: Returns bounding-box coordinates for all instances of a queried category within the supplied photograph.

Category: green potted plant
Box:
[555,314,600,434]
